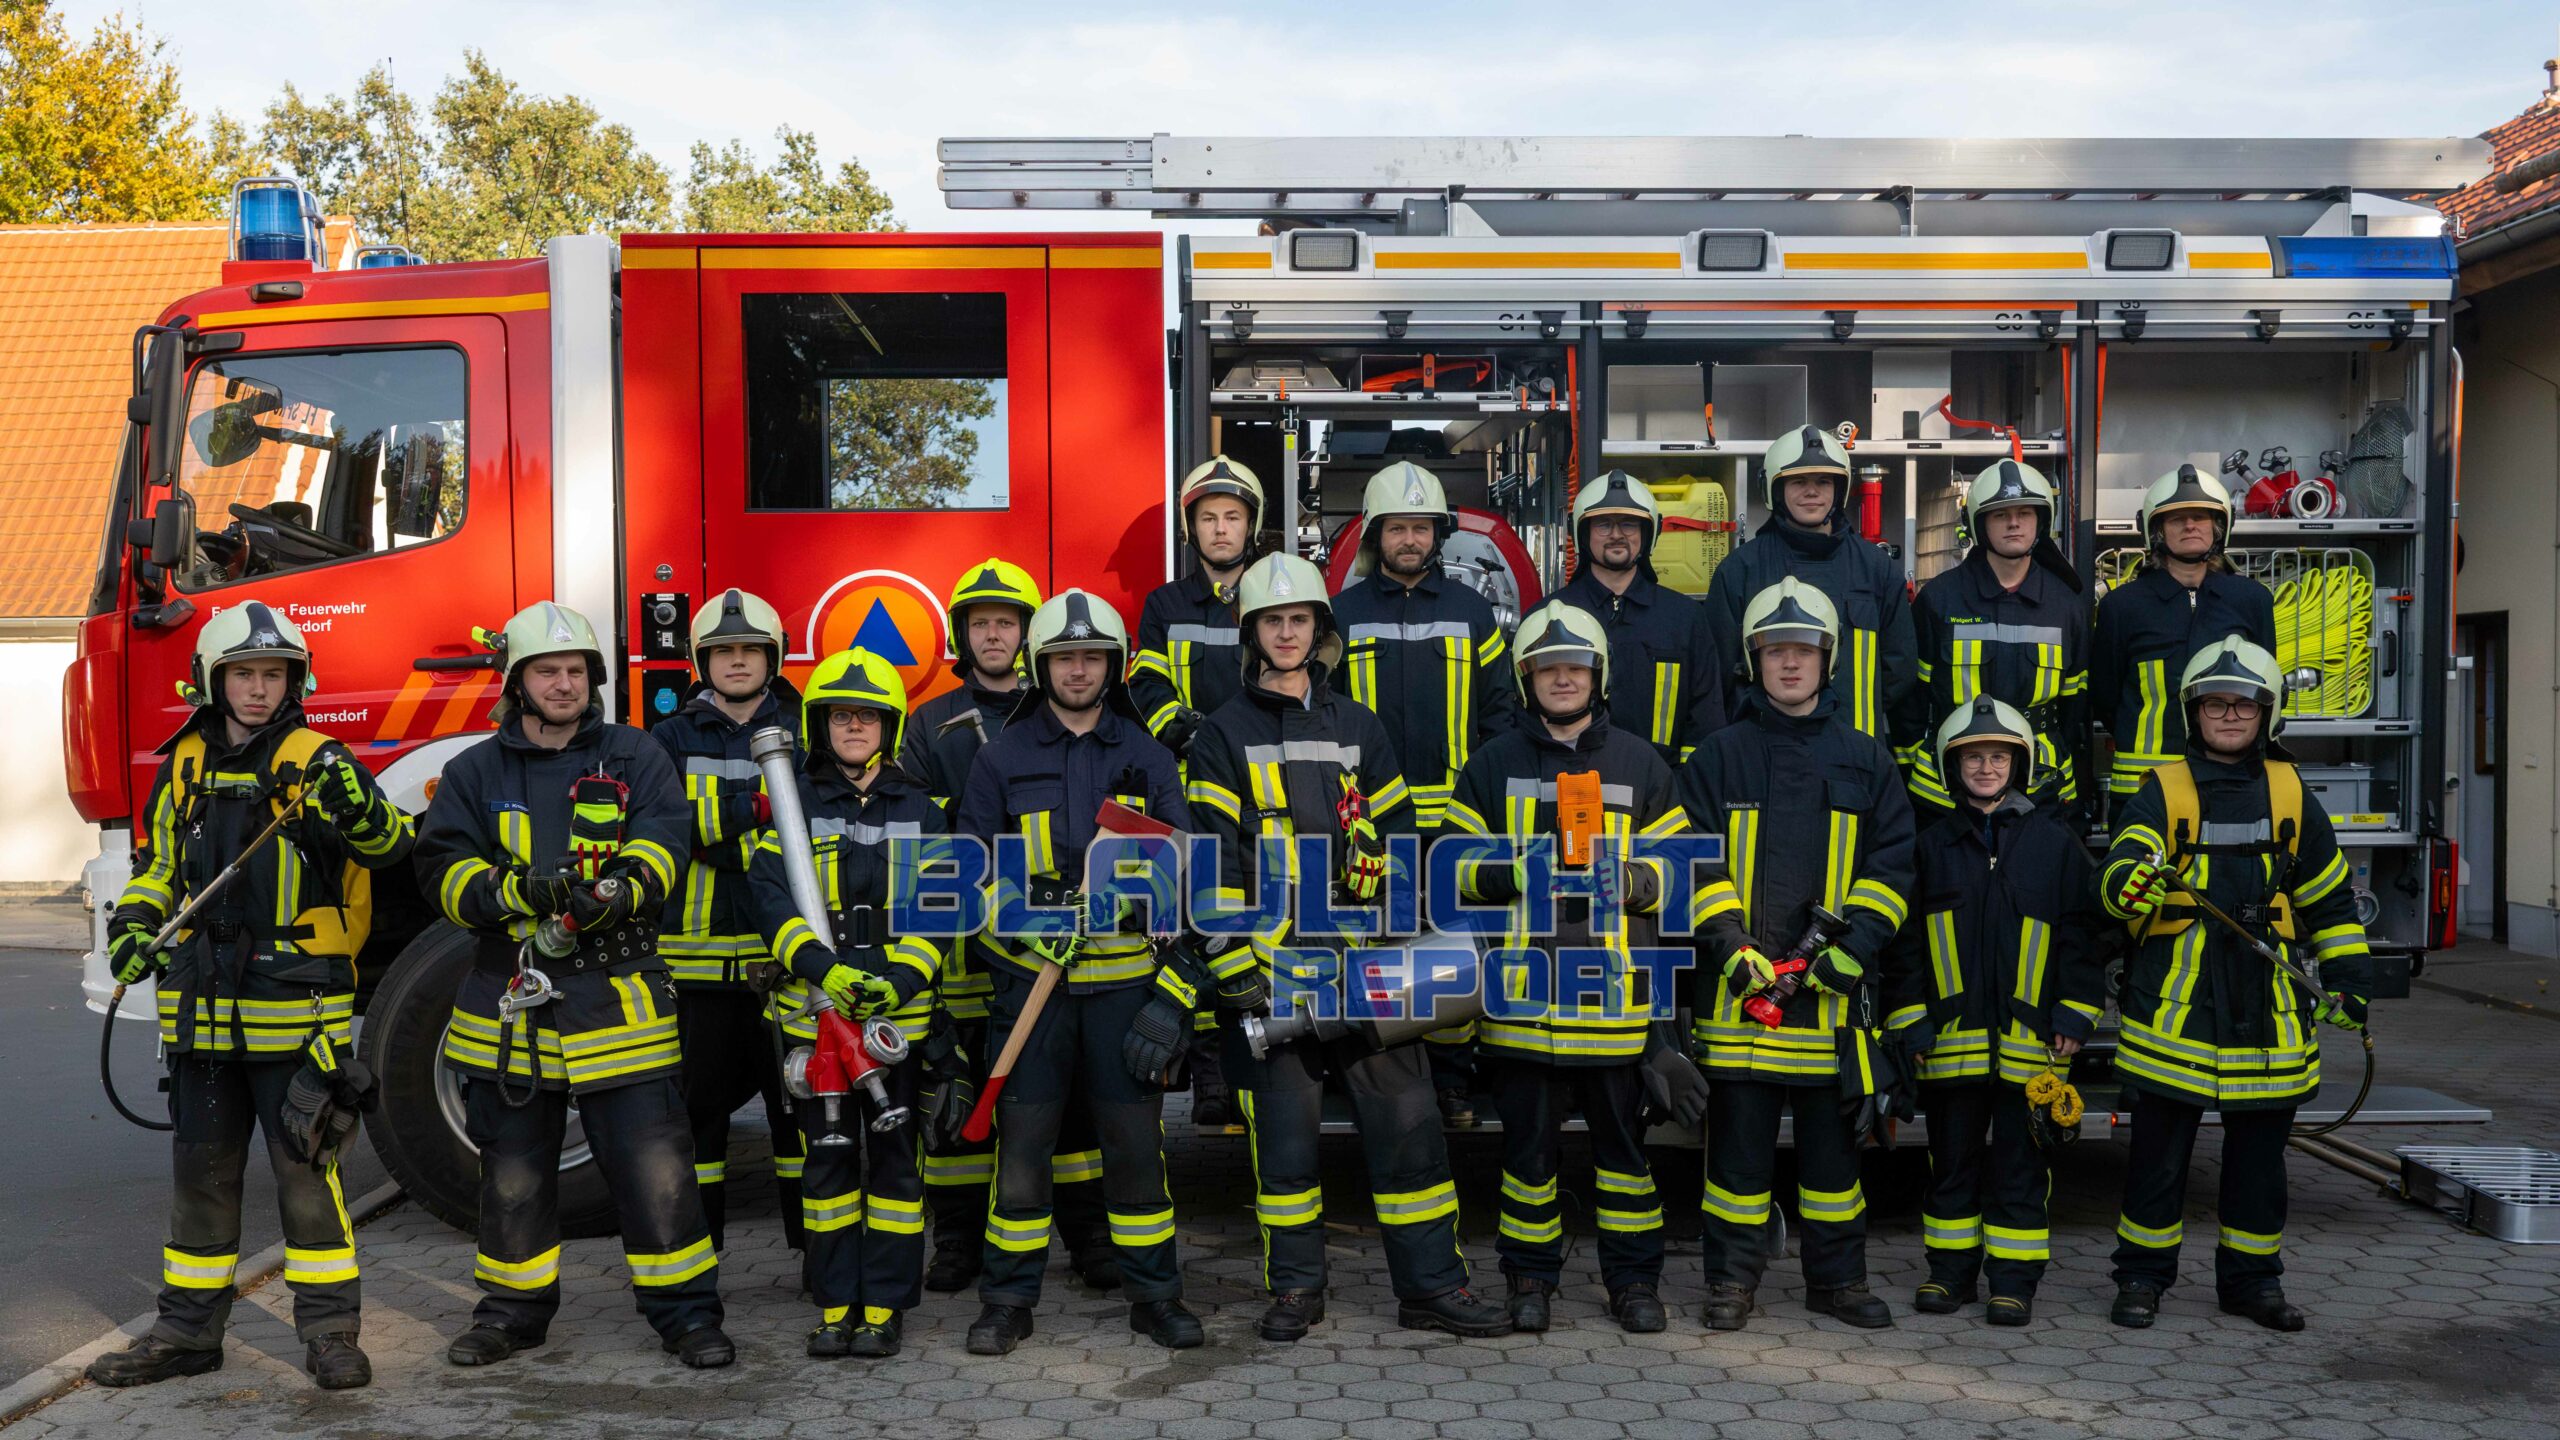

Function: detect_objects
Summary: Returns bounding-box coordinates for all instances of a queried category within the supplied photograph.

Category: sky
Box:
[66,1,2557,233]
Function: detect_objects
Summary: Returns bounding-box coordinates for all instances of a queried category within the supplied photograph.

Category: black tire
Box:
[361,921,619,1239]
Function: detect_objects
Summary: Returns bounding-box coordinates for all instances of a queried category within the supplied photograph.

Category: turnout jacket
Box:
[1185,665,1414,996]
[1902,548,2091,816]
[649,680,800,987]
[2090,564,2277,797]
[1886,795,2106,1085]
[118,706,413,1056]
[1554,567,1724,763]
[1443,714,1686,1065]
[745,759,945,1045]
[1333,567,1519,831]
[1678,691,1917,1084]
[419,709,687,1093]
[1707,517,1917,746]
[2099,751,2372,1110]
[1131,570,1246,747]
[953,701,1193,993]
[895,672,1025,1019]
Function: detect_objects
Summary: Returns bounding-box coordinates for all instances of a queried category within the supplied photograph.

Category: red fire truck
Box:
[67,135,2488,1228]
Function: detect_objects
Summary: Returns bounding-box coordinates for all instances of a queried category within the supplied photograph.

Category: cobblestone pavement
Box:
[12,960,2560,1439]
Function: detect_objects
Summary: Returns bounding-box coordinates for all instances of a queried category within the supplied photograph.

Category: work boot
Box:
[1700,1284,1755,1331]
[85,1335,223,1388]
[1806,1282,1895,1329]
[1259,1289,1325,1342]
[1398,1286,1514,1338]
[2110,1281,2162,1329]
[1913,1278,1978,1314]
[1190,1042,1234,1128]
[445,1325,543,1367]
[1609,1282,1668,1334]
[1437,1087,1478,1128]
[2220,1289,2306,1332]
[926,1238,982,1293]
[305,1335,372,1390]
[807,1319,854,1358]
[967,1303,1035,1355]
[1505,1276,1553,1333]
[663,1325,735,1369]
[848,1313,904,1358]
[1986,1295,2033,1327]
[1131,1298,1205,1349]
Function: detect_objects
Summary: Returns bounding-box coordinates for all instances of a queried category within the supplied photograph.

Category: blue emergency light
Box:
[231,178,324,262]
[355,245,425,269]
[2273,235,2457,280]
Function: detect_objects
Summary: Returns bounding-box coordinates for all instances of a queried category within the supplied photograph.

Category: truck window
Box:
[170,346,467,591]
[742,291,1009,512]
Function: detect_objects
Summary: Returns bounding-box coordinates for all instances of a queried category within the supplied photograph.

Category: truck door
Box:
[124,316,515,806]
[695,242,1052,710]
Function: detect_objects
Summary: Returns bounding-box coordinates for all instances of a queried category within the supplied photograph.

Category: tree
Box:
[0,0,245,222]
[685,126,897,234]
[825,377,1001,510]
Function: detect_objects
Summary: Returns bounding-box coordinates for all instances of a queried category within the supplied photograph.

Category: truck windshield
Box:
[169,346,467,591]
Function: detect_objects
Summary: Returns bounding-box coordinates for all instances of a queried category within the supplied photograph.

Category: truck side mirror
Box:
[141,332,188,490]
[148,494,195,569]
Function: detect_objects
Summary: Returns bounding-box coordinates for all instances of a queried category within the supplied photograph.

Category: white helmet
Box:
[1236,552,1340,676]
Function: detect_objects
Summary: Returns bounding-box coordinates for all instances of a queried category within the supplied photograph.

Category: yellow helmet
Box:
[804,647,912,765]
[945,558,1042,663]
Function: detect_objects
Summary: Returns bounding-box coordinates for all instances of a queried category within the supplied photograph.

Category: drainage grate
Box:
[2396,1146,2560,1244]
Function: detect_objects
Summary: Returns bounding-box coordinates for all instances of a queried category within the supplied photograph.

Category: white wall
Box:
[0,638,96,885]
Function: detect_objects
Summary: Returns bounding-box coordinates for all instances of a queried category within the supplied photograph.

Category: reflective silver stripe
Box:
[1949,621,2068,647]
[1167,624,1239,646]
[1347,620,1473,644]
[811,817,923,845]
[1502,778,1636,807]
[2199,819,2273,846]
[682,756,761,780]
[1242,741,1364,768]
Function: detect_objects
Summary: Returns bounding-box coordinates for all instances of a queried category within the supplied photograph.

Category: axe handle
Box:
[959,958,1065,1142]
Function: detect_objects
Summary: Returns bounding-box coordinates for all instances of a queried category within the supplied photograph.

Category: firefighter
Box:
[1332,459,1520,1126]
[2090,465,2277,804]
[745,647,945,1358]
[1132,455,1264,1126]
[87,603,412,1392]
[899,559,1121,1296]
[1706,426,1917,748]
[1887,697,2106,1326]
[1902,461,2092,820]
[417,601,732,1369]
[1553,470,1724,764]
[1443,598,1705,1335]
[1187,552,1512,1343]
[647,588,805,1255]
[2099,637,2372,1332]
[1681,578,1916,1332]
[954,589,1204,1355]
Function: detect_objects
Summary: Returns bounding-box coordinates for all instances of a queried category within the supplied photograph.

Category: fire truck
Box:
[67,136,2487,1230]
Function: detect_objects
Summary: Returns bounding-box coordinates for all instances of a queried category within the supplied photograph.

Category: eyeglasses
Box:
[2198,697,2264,720]
[1956,750,2015,771]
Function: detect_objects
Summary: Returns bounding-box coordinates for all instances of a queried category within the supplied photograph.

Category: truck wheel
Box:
[361,922,619,1239]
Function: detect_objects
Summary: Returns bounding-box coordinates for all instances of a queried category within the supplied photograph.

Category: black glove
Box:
[1122,989,1190,1087]
[1637,1021,1708,1129]
[567,876,644,932]
[279,1036,378,1171]
[1158,706,1203,758]
[308,754,381,832]
[519,870,579,918]
[918,1014,978,1150]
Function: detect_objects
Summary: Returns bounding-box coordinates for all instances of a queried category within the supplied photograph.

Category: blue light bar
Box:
[2273,235,2455,279]
[355,245,424,269]
[232,178,324,263]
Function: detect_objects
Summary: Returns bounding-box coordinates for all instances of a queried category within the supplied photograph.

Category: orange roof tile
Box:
[0,223,229,617]
[2441,94,2560,242]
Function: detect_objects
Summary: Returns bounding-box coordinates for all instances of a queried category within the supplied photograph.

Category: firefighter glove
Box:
[1808,945,1865,996]
[1022,925,1087,970]
[310,756,379,830]
[1726,945,1778,997]
[1341,819,1388,901]
[512,870,578,919]
[1638,1021,1709,1128]
[1211,944,1268,1013]
[280,1036,377,1171]
[2315,991,2368,1032]
[108,917,160,984]
[919,1013,977,1148]
[1158,706,1204,758]
[822,962,901,1018]
[567,876,643,932]
[2111,859,2170,918]
[1122,989,1190,1088]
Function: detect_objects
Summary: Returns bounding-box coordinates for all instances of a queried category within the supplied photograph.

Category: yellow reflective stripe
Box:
[2297,849,2350,905]
[475,1246,561,1290]
[1595,1204,1664,1233]
[2134,659,2168,757]
[1729,808,1758,928]
[1824,811,1858,914]
[1501,1172,1558,1206]
[804,1189,864,1232]
[1851,629,1878,736]
[283,1245,359,1286]
[626,1236,717,1286]
[2311,923,2369,960]
[162,1247,237,1289]
[2115,1215,2182,1249]
[1984,1223,2050,1261]
[618,839,678,894]
[1443,635,1469,774]
[1928,910,1962,999]
[1109,1207,1176,1246]
[869,1194,927,1234]
[438,857,493,924]
[1373,1182,1458,1225]
[1256,1186,1323,1226]
[1652,660,1679,747]
[1797,1182,1865,1222]
[1849,877,1905,928]
[986,1212,1052,1252]
[1923,1213,1982,1250]
[694,1161,726,1185]
[2015,917,2050,1003]
[1702,1180,1770,1225]
[1500,1212,1565,1244]
[1051,1148,1105,1185]
[1187,779,1242,823]
[2218,1225,2282,1256]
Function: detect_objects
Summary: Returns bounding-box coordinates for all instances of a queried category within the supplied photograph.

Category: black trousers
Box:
[1919,1080,2051,1297]
[153,1054,359,1349]
[674,985,804,1252]
[1702,1078,1867,1291]
[2112,1090,2295,1299]
[465,1075,722,1341]
[924,1016,1109,1262]
[800,1058,925,1320]
[1488,1058,1662,1293]
[978,970,1182,1305]
[1222,1019,1470,1301]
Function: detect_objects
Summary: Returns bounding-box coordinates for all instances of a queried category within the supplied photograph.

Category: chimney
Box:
[2546,55,2558,103]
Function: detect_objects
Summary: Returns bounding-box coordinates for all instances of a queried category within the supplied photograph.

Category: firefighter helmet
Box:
[490,601,607,722]
[1739,577,1841,678]
[689,588,786,683]
[1024,588,1129,690]
[2139,465,2234,553]
[187,599,315,707]
[1762,424,1852,517]
[1512,599,1610,710]
[1356,461,1454,575]
[1935,695,2038,793]
[803,646,911,766]
[1570,470,1660,576]
[2179,634,2284,745]
[1236,552,1340,676]
[944,558,1042,664]
[1963,459,2057,543]
[1178,455,1264,544]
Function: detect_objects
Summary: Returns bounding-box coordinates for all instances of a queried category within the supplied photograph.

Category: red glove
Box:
[751,791,772,827]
